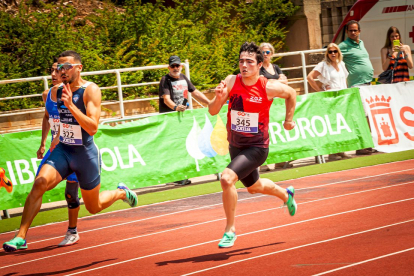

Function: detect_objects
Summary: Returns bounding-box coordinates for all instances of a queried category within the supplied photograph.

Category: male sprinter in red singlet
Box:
[209,42,297,248]
[3,50,138,252]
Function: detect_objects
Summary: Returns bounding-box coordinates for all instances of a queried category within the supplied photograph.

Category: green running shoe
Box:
[117,183,138,207]
[285,186,297,216]
[3,237,27,252]
[218,232,237,248]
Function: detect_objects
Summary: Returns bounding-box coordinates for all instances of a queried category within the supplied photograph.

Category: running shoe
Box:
[58,231,80,247]
[285,186,297,216]
[218,232,237,248]
[3,237,27,252]
[117,183,138,207]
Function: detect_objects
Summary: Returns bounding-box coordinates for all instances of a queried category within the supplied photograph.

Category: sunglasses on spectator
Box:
[328,50,338,54]
[57,63,81,71]
[170,64,181,68]
[262,51,271,55]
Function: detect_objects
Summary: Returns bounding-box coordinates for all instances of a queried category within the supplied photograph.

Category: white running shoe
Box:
[58,231,80,247]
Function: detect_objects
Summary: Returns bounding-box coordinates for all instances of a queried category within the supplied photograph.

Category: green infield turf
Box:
[0,150,413,234]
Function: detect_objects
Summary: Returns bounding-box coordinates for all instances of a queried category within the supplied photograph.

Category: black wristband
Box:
[173,105,177,111]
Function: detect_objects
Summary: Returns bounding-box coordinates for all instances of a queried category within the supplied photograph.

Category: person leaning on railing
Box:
[158,55,211,186]
[259,43,288,84]
[258,42,292,170]
[307,43,352,162]
[380,26,413,83]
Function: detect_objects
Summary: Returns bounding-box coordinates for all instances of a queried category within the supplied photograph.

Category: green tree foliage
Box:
[0,0,298,111]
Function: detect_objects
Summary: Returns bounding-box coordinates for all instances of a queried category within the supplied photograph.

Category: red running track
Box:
[1,160,413,276]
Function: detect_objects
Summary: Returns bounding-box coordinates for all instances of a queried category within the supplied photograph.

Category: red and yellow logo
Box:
[366,95,399,145]
[0,167,13,193]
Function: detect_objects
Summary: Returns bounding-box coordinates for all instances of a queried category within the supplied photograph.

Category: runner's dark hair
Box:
[239,42,263,63]
[58,50,82,63]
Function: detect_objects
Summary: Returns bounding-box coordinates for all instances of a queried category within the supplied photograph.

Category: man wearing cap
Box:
[158,55,211,113]
[158,55,211,186]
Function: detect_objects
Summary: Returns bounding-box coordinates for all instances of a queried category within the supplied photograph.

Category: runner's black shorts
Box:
[45,140,101,190]
[227,145,269,187]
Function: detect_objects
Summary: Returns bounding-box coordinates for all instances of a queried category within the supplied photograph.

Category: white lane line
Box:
[0,195,261,248]
[68,220,414,276]
[181,220,414,276]
[1,161,412,238]
[0,190,227,236]
[1,181,413,270]
[2,166,413,251]
[313,247,414,276]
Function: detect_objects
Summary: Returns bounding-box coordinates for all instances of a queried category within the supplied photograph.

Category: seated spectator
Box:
[259,42,290,170]
[307,43,352,161]
[380,26,413,83]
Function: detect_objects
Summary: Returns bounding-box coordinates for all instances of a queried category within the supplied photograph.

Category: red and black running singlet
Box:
[226,74,273,148]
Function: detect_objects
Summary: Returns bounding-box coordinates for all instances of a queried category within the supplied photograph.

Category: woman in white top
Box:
[307,43,348,91]
[307,43,352,161]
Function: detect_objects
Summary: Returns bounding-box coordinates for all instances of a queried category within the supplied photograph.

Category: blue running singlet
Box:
[45,82,101,190]
[36,87,78,182]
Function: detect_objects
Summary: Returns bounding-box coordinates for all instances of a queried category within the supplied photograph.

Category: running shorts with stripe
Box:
[45,141,101,190]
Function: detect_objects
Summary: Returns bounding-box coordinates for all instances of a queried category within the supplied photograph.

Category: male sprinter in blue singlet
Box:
[36,60,81,246]
[209,42,298,248]
[3,50,138,252]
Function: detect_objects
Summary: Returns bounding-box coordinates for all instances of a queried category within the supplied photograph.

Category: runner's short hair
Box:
[58,50,82,63]
[239,42,263,64]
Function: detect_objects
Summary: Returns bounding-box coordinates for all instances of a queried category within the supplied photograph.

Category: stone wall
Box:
[321,0,357,46]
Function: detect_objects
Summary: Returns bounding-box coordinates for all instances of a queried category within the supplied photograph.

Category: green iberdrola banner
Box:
[0,88,373,210]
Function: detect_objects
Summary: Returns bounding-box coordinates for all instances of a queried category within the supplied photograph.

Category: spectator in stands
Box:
[307,43,352,161]
[380,26,413,83]
[339,20,374,155]
[159,55,211,185]
[259,43,288,84]
[339,20,374,87]
[159,55,210,114]
[259,42,290,170]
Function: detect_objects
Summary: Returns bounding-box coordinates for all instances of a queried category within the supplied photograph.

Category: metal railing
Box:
[273,48,325,94]
[0,60,193,120]
[0,49,326,128]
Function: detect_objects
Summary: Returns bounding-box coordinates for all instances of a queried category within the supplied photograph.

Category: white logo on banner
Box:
[5,144,145,186]
[269,113,351,144]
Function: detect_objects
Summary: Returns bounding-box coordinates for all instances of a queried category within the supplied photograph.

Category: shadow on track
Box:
[156,242,285,266]
[15,258,117,276]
